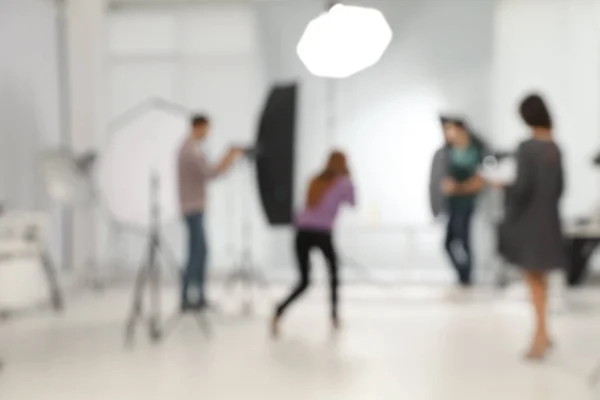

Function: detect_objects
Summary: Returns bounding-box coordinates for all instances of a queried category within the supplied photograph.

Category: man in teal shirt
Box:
[441,118,485,286]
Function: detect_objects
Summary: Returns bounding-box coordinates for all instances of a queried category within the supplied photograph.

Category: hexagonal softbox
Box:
[297,4,393,78]
[97,99,189,230]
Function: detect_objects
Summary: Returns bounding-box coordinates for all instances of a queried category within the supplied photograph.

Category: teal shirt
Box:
[447,144,480,211]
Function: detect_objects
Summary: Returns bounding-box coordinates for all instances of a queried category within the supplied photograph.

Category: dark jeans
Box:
[445,207,474,285]
[182,212,207,306]
[276,229,339,320]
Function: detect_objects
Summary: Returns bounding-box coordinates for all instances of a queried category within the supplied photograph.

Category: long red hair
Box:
[306,151,349,209]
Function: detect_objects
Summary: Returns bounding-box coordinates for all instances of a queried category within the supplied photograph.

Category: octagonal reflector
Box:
[97,100,189,229]
[297,4,392,79]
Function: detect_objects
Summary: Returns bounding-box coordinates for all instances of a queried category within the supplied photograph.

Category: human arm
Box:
[214,147,244,176]
[200,147,244,179]
[455,174,485,195]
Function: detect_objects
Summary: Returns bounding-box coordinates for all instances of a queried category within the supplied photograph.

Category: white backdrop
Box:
[106,3,268,274]
[104,0,497,282]
[255,0,495,281]
[492,0,600,220]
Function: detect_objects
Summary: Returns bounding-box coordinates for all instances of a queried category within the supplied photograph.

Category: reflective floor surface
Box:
[1,284,600,399]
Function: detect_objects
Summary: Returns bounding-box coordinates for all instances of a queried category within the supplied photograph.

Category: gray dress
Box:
[502,139,565,271]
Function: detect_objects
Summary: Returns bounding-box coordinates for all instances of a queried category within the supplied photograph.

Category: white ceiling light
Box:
[297,3,393,79]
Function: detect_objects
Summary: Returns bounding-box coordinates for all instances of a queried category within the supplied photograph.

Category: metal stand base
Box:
[160,309,212,341]
[124,230,212,346]
[124,173,210,346]
[124,230,163,345]
[40,249,64,312]
[223,255,269,315]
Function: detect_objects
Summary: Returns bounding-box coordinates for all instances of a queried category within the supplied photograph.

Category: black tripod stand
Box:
[223,159,269,315]
[124,173,210,346]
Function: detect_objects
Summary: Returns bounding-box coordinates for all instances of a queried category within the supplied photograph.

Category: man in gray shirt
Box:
[178,115,242,311]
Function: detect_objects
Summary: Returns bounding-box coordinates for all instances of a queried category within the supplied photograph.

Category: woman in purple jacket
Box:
[271,151,355,337]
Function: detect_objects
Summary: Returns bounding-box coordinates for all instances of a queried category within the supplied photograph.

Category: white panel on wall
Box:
[107,3,266,272]
[178,6,258,55]
[109,62,177,119]
[109,11,176,55]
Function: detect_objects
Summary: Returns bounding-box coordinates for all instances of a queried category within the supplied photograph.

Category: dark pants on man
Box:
[276,230,339,321]
[445,206,474,285]
[181,212,207,307]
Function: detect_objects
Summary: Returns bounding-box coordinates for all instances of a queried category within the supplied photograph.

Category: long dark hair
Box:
[306,151,349,209]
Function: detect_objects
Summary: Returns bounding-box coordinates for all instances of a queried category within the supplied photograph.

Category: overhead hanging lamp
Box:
[297,2,393,79]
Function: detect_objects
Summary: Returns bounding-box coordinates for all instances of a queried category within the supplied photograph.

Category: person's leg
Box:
[457,208,474,286]
[181,213,199,309]
[195,212,208,306]
[319,232,339,329]
[524,270,551,359]
[272,231,312,336]
[445,212,462,283]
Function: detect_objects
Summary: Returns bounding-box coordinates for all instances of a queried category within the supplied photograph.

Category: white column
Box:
[64,0,106,272]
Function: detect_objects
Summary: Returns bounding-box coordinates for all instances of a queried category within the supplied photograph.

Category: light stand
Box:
[124,173,162,344]
[223,157,269,315]
[124,173,210,345]
[325,70,384,287]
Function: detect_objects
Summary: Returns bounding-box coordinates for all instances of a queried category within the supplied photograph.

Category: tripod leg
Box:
[158,312,182,342]
[148,239,162,342]
[39,249,64,312]
[124,263,148,346]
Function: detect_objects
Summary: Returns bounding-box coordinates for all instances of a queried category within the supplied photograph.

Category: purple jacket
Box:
[295,176,355,231]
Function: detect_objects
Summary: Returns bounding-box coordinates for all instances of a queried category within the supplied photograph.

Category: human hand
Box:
[227,146,245,160]
[490,181,506,190]
[441,178,458,195]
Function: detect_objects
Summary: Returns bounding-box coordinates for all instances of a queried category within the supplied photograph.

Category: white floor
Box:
[1,285,600,400]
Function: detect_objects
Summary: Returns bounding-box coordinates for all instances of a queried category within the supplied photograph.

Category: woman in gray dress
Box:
[500,93,565,360]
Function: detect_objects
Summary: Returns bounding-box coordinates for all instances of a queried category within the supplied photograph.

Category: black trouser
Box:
[275,229,339,320]
[445,206,474,285]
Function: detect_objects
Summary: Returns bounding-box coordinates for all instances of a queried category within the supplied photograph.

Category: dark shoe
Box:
[458,274,472,287]
[180,300,195,313]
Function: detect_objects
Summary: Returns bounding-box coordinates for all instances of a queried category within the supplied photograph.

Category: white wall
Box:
[0,0,64,264]
[105,3,267,272]
[491,0,600,219]
[69,0,600,284]
[103,0,496,282]
[256,0,495,281]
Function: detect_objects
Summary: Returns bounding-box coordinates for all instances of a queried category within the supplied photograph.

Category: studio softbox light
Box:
[297,4,393,78]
